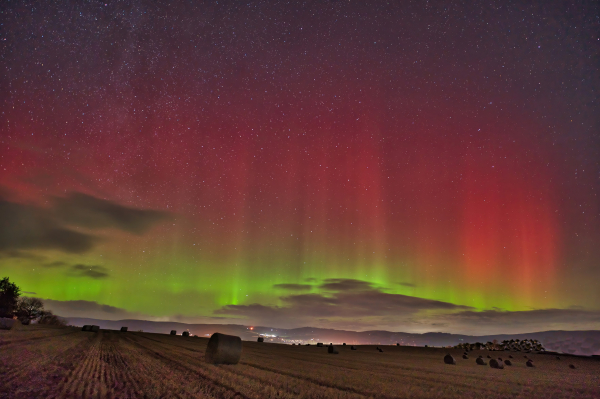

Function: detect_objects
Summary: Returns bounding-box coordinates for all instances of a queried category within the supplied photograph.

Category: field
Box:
[1,326,599,399]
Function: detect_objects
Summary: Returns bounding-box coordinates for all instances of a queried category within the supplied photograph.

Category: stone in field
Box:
[463,354,469,359]
[257,337,264,342]
[182,331,190,337]
[444,354,456,365]
[328,345,339,354]
[489,359,504,369]
[0,318,20,330]
[90,325,99,332]
[120,327,128,332]
[504,360,512,366]
[476,357,487,365]
[569,364,576,369]
[170,330,177,335]
[526,360,534,367]
[205,333,242,365]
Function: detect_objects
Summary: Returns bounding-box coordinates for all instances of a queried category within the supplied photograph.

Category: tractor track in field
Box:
[124,334,250,399]
[0,329,80,348]
[131,334,369,399]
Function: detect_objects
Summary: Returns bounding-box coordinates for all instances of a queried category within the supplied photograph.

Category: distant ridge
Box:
[65,317,600,356]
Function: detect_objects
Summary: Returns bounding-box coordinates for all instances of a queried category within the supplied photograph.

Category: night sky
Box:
[1,1,599,335]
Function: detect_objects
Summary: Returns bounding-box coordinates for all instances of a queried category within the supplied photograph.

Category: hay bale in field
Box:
[397,343,400,346]
[508,355,513,358]
[82,325,91,331]
[170,330,177,335]
[487,355,492,358]
[504,360,512,366]
[351,346,357,350]
[569,364,576,369]
[444,354,456,365]
[120,327,128,332]
[343,343,346,346]
[205,333,242,365]
[489,359,504,369]
[182,331,190,337]
[257,337,264,342]
[555,356,561,360]
[378,348,383,352]
[476,357,487,365]
[526,360,534,367]
[376,346,380,350]
[90,325,99,332]
[328,345,339,354]
[316,342,324,347]
[0,318,20,330]
[463,354,469,359]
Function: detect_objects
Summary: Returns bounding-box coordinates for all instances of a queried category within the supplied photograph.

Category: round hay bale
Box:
[343,343,346,346]
[90,325,99,332]
[509,355,513,358]
[476,357,487,365]
[504,360,512,366]
[526,360,534,367]
[182,331,190,337]
[463,354,469,359]
[120,327,128,332]
[205,333,242,365]
[378,348,383,352]
[396,343,400,346]
[444,354,456,365]
[82,325,91,331]
[569,364,576,369]
[316,342,324,347]
[351,346,357,350]
[0,318,20,330]
[257,337,264,342]
[487,355,492,358]
[170,330,177,335]
[489,359,504,369]
[328,345,339,354]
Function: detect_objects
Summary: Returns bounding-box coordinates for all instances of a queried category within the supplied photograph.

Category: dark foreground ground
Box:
[1,325,599,398]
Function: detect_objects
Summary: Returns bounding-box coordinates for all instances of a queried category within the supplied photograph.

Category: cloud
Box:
[67,264,110,279]
[318,278,373,291]
[0,198,97,254]
[215,278,473,329]
[398,282,417,288]
[44,261,67,268]
[22,291,37,295]
[53,192,170,235]
[0,249,46,261]
[273,283,312,291]
[43,299,145,320]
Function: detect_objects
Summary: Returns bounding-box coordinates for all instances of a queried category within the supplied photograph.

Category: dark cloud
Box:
[68,264,110,279]
[43,299,144,320]
[319,278,373,291]
[44,261,67,268]
[398,282,417,288]
[304,277,317,282]
[0,249,46,261]
[216,279,473,328]
[273,283,312,291]
[53,192,170,235]
[0,199,97,253]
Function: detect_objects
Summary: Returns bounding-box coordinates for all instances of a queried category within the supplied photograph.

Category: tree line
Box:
[0,277,66,326]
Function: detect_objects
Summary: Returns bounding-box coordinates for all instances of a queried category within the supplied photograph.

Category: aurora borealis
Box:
[1,1,598,334]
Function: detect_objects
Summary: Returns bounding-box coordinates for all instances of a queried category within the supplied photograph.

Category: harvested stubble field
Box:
[1,326,599,399]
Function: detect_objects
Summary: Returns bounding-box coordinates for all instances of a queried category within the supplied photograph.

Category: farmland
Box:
[1,326,599,398]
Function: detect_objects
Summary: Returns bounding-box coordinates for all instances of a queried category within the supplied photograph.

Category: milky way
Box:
[1,1,598,333]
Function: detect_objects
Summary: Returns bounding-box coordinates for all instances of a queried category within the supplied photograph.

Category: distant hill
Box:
[66,317,600,356]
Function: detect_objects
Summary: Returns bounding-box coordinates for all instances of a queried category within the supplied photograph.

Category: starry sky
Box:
[1,1,599,335]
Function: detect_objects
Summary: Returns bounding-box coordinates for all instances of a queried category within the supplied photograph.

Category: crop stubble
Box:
[1,326,599,398]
